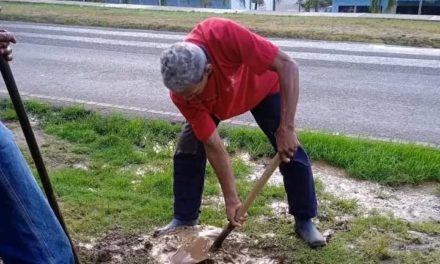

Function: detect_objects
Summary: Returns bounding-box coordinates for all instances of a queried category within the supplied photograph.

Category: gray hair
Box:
[160,42,207,92]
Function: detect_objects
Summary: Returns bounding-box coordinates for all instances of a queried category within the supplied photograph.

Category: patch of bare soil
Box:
[78,230,157,264]
[5,120,47,150]
[392,230,440,253]
[241,152,440,223]
[77,227,277,264]
[312,161,440,222]
[5,121,88,171]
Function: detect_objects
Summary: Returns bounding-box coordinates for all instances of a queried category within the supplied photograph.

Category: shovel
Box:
[210,153,281,251]
[169,153,281,263]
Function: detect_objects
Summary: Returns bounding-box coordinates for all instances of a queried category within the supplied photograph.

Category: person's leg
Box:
[250,94,325,248]
[0,122,74,264]
[154,123,208,236]
[173,123,207,221]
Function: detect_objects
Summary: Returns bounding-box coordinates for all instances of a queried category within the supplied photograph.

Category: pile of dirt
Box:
[78,230,156,264]
[78,226,277,264]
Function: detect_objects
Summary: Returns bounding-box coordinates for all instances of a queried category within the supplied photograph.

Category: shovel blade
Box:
[170,236,211,264]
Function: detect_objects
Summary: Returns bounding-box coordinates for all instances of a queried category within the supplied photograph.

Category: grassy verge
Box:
[1,99,439,185]
[222,126,440,185]
[1,99,440,263]
[1,2,440,48]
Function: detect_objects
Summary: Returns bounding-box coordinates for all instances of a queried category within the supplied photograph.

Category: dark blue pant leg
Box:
[250,93,317,219]
[173,123,207,221]
[173,117,220,221]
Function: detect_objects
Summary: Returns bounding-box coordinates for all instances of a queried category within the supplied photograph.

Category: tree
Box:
[303,0,331,11]
[370,0,396,13]
[303,0,319,11]
[251,0,265,10]
[200,0,212,7]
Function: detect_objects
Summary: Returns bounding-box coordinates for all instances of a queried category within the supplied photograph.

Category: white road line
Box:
[274,40,440,56]
[2,90,437,147]
[3,89,436,149]
[0,90,181,116]
[285,51,440,68]
[18,32,172,49]
[5,23,440,56]
[0,90,259,127]
[18,32,440,68]
[7,23,185,40]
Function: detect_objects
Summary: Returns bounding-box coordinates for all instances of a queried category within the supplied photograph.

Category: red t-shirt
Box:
[170,18,280,141]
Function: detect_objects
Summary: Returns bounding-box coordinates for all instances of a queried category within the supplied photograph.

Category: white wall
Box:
[231,0,275,11]
[231,0,249,10]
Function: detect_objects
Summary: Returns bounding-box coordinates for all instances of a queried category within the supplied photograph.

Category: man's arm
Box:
[203,129,244,227]
[270,50,300,163]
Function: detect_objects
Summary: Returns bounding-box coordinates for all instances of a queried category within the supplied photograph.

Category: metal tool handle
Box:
[210,153,281,251]
[0,57,80,263]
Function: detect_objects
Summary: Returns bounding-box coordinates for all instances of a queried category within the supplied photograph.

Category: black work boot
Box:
[294,217,326,248]
[153,218,198,237]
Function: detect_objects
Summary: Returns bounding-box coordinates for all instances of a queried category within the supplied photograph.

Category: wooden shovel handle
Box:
[210,154,281,251]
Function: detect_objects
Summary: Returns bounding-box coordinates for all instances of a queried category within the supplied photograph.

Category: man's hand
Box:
[225,200,247,227]
[0,29,16,61]
[276,125,300,163]
[226,201,246,227]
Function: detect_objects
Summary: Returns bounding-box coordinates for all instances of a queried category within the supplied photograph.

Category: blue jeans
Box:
[173,93,317,221]
[0,122,74,264]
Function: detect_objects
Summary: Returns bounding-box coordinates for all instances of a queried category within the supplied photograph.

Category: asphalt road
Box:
[1,21,439,146]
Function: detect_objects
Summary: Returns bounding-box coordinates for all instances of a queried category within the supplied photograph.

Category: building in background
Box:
[104,0,270,10]
[99,0,440,13]
[329,0,440,14]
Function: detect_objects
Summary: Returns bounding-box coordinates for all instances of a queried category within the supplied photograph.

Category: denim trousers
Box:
[173,93,318,221]
[0,122,74,264]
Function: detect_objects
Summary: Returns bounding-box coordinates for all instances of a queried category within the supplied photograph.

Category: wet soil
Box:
[313,162,440,222]
[6,120,87,170]
[244,152,440,222]
[77,227,277,264]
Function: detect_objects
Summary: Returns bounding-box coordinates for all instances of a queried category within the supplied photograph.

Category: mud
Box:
[76,225,440,263]
[78,226,277,264]
[6,120,87,171]
[78,230,156,263]
[313,162,440,222]
[241,154,440,222]
[396,230,440,252]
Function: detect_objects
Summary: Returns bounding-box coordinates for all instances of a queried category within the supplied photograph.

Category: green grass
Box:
[52,166,175,234]
[301,132,440,185]
[0,2,439,47]
[221,125,440,185]
[6,99,439,186]
[2,99,440,263]
[0,99,16,120]
[3,98,440,186]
